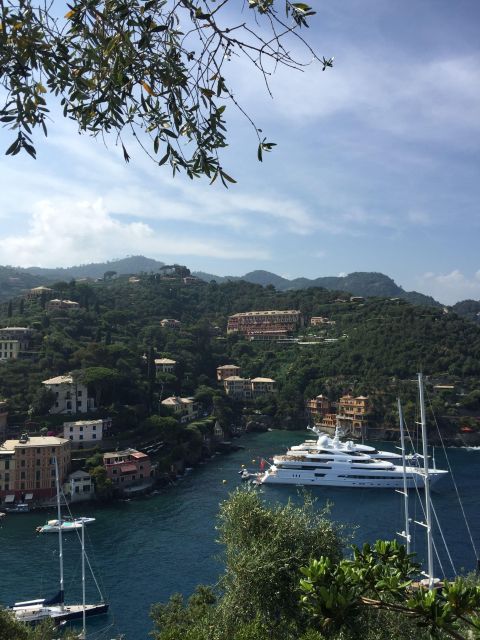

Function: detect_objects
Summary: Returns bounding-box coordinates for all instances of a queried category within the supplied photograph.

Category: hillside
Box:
[26,255,165,280]
[194,269,442,308]
[1,276,479,439]
[0,256,442,307]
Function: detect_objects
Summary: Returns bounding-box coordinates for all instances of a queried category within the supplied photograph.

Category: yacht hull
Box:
[259,470,447,488]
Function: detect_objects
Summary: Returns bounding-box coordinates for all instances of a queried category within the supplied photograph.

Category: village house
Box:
[0,435,71,505]
[337,395,370,438]
[310,317,336,326]
[155,358,177,375]
[306,394,370,438]
[46,299,81,311]
[42,374,95,414]
[251,378,277,397]
[63,469,95,502]
[306,394,332,420]
[25,286,53,301]
[223,376,276,400]
[103,449,152,489]
[0,326,31,361]
[161,396,200,423]
[63,419,103,444]
[216,364,241,381]
[160,318,181,329]
[227,310,303,340]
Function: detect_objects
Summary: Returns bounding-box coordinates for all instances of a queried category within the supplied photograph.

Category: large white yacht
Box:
[257,427,447,488]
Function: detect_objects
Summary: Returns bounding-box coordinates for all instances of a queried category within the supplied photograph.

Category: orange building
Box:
[0,435,71,505]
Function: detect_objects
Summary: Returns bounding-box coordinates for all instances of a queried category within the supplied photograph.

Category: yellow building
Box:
[337,395,370,438]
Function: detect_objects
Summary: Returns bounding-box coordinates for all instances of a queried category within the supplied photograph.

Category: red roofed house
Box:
[103,448,152,488]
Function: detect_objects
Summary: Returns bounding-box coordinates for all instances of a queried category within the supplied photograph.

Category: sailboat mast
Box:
[397,398,410,555]
[81,523,86,640]
[418,372,435,590]
[54,456,64,608]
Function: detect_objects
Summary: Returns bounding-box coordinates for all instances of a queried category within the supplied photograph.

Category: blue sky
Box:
[1,0,479,304]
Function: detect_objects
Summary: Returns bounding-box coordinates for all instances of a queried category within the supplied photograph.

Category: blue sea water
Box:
[0,430,478,639]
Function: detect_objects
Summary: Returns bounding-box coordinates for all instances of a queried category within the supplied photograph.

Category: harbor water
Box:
[0,430,479,639]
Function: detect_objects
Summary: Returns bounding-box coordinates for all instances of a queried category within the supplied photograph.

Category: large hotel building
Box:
[227,310,303,340]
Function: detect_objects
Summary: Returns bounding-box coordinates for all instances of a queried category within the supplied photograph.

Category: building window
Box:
[77,390,82,397]
[92,434,96,439]
[92,425,96,430]
[4,483,9,490]
[70,426,73,432]
[51,469,55,477]
[70,436,73,440]
[36,470,41,480]
[21,459,25,467]
[83,485,91,492]
[21,471,25,479]
[79,435,83,440]
[36,481,40,489]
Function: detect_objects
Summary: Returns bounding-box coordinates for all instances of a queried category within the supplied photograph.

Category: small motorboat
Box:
[37,516,96,533]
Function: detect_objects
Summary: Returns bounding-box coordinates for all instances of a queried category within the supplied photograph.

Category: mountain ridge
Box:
[0,255,457,311]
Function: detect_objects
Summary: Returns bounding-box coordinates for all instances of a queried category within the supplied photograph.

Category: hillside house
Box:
[155,358,176,374]
[64,470,94,503]
[0,327,31,361]
[103,449,152,489]
[216,364,241,381]
[161,396,200,423]
[63,419,103,444]
[42,375,95,415]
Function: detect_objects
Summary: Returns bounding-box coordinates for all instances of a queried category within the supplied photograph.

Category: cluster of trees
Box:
[2,277,480,435]
[150,490,480,640]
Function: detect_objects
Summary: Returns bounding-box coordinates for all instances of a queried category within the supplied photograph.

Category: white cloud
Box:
[0,198,269,267]
[417,270,480,305]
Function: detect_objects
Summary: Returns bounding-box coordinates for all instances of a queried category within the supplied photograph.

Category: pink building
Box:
[103,449,152,488]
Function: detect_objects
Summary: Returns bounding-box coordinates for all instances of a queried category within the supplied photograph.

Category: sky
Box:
[1,0,480,305]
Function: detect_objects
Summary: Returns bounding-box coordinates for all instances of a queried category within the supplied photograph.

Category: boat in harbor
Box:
[10,458,108,625]
[36,516,96,534]
[256,423,447,489]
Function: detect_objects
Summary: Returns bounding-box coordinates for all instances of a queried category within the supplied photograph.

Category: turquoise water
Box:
[0,431,479,639]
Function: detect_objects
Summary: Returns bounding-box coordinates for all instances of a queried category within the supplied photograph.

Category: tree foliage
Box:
[0,0,325,180]
[300,540,480,640]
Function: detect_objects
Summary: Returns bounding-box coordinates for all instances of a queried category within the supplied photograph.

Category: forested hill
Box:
[26,255,165,280]
[0,257,440,309]
[194,269,441,308]
[1,276,480,436]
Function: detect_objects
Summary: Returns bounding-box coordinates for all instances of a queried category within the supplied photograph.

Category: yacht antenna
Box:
[54,457,65,609]
[418,372,435,590]
[396,398,411,554]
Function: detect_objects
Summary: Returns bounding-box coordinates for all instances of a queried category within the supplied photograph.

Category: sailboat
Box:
[397,373,445,589]
[9,458,109,624]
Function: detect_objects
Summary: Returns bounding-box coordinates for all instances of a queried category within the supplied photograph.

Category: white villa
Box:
[63,419,103,443]
[42,375,95,414]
